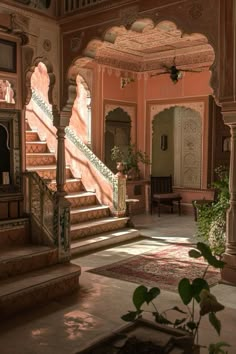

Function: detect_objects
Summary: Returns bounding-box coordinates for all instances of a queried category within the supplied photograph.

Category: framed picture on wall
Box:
[0,39,16,73]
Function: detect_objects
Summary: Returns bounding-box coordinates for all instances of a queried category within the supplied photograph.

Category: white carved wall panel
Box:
[151,102,203,189]
[174,107,202,188]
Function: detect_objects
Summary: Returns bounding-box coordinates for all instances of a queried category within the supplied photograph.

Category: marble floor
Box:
[0,213,235,354]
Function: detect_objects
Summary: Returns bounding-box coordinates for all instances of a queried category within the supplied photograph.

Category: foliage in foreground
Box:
[122,242,230,353]
[195,166,229,256]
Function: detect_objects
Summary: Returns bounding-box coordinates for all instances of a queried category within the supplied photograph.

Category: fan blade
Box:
[180,68,202,73]
[150,71,168,77]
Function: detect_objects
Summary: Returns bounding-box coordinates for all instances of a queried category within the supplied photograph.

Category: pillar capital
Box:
[53,110,71,129]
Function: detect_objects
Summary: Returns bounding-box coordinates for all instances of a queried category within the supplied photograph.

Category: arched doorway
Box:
[105,107,131,172]
[152,106,202,189]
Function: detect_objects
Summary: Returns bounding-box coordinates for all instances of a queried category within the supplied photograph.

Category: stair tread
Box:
[26,130,38,133]
[71,228,139,248]
[27,165,71,170]
[26,153,55,156]
[26,141,47,144]
[0,245,54,262]
[49,178,81,184]
[71,216,128,230]
[66,191,96,198]
[70,205,109,213]
[0,263,80,298]
[0,217,29,226]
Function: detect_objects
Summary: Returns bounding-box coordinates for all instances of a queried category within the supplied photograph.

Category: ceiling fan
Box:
[150,58,202,84]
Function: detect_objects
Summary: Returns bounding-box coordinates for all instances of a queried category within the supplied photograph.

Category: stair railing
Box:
[24,171,71,262]
[62,0,109,15]
[30,90,126,217]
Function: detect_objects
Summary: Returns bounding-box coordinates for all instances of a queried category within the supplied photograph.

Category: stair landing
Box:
[0,263,80,318]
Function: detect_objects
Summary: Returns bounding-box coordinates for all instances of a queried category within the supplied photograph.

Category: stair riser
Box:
[0,249,57,280]
[37,168,72,180]
[26,132,40,142]
[71,230,140,257]
[0,223,30,248]
[26,143,48,153]
[71,208,110,224]
[67,195,97,208]
[26,155,56,166]
[0,273,80,318]
[71,219,128,240]
[48,180,84,193]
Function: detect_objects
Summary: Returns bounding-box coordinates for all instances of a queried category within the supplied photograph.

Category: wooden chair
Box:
[150,175,182,217]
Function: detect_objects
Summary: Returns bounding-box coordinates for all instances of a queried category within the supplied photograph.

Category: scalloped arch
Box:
[25,57,55,106]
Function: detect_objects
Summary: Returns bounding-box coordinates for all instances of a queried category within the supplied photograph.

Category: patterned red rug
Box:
[88,244,220,292]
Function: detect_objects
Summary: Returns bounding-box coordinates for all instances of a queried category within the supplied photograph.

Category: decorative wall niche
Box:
[0,110,21,191]
[0,80,15,104]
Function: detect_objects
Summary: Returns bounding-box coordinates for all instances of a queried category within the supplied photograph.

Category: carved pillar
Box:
[53,108,71,262]
[53,110,70,195]
[221,112,236,284]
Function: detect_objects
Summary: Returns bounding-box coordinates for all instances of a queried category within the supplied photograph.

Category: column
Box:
[221,114,236,284]
[53,109,71,262]
[53,110,70,195]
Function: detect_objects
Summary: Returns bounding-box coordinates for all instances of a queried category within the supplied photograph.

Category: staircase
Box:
[26,127,140,256]
[0,217,80,318]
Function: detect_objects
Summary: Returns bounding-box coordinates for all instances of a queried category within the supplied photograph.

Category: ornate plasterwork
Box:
[105,104,135,121]
[79,19,215,74]
[150,101,205,122]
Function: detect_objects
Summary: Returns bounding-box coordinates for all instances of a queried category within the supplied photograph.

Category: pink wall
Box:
[103,71,137,101]
[146,71,212,100]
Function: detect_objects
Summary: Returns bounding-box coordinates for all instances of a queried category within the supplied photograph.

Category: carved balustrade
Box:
[24,171,71,262]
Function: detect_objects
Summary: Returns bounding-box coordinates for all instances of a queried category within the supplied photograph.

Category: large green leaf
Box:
[146,287,160,304]
[132,285,160,310]
[209,312,221,336]
[192,278,209,302]
[154,313,173,325]
[196,242,225,269]
[208,341,230,354]
[189,249,202,259]
[186,321,197,331]
[121,311,139,322]
[132,285,148,310]
[178,278,193,305]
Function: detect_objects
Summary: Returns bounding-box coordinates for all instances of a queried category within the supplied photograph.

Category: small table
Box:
[125,198,139,227]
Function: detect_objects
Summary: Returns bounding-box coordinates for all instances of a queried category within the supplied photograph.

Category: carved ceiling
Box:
[81,20,215,74]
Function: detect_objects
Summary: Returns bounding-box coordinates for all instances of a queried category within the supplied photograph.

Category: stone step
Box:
[47,178,84,193]
[0,263,81,318]
[27,165,73,179]
[26,153,56,166]
[0,245,57,280]
[66,191,97,208]
[25,130,40,142]
[70,216,129,240]
[26,141,49,153]
[71,228,140,256]
[70,205,110,224]
[0,218,30,248]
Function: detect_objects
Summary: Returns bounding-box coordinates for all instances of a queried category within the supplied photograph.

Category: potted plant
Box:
[121,242,230,353]
[111,144,151,180]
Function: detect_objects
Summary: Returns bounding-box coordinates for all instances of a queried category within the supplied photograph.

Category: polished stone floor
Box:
[0,213,235,354]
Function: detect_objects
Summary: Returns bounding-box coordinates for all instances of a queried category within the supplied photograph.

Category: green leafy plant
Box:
[122,242,230,353]
[111,144,151,179]
[195,166,229,256]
